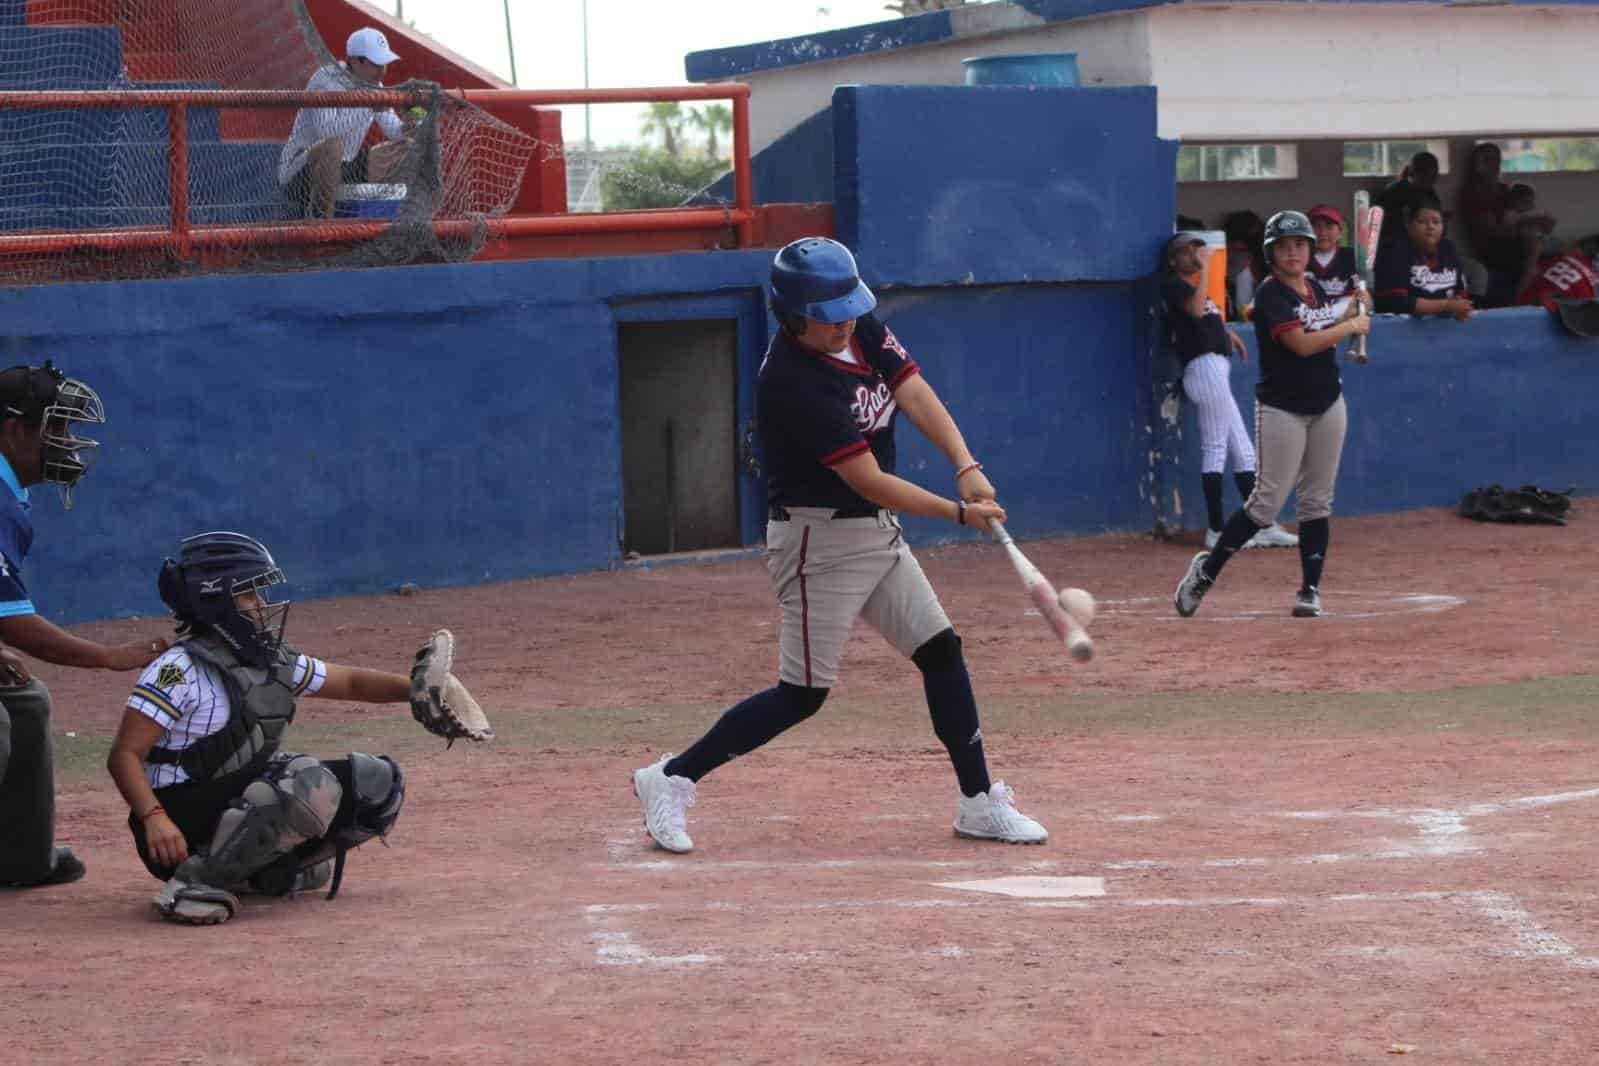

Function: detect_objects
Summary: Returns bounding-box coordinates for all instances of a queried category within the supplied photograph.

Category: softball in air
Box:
[1058,587,1095,627]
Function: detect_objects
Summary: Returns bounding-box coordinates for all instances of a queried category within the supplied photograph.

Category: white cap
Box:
[347,27,400,66]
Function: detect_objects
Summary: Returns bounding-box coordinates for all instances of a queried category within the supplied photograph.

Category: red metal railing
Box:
[0,83,754,259]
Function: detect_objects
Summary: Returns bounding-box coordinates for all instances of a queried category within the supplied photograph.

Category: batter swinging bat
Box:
[989,519,1094,662]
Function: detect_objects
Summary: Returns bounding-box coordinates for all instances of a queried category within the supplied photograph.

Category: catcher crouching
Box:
[105,531,491,926]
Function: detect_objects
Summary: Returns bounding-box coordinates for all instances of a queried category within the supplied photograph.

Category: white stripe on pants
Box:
[1245,395,1348,526]
[1182,353,1255,474]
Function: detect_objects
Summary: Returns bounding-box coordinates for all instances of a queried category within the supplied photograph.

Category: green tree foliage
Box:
[600,150,729,211]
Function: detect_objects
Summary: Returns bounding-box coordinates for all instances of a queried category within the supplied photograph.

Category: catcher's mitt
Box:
[409,629,494,746]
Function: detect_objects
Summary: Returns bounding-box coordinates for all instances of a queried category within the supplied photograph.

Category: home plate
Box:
[935,876,1106,898]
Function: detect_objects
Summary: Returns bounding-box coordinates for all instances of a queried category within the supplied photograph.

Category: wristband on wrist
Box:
[141,804,165,822]
[956,500,967,526]
[955,461,983,479]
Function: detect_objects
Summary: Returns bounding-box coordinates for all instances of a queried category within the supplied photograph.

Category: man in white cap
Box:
[278,28,411,219]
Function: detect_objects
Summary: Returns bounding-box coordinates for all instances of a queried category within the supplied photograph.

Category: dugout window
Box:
[618,319,741,556]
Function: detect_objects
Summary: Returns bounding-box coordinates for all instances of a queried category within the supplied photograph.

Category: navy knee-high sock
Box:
[1298,517,1330,590]
[1202,508,1265,581]
[913,630,991,798]
[665,682,827,782]
[1201,473,1225,532]
[1233,470,1256,504]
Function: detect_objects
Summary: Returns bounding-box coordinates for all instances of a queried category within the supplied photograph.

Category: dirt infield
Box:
[7,507,1599,1064]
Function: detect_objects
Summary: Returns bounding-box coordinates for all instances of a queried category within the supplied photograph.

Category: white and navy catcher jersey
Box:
[128,644,328,787]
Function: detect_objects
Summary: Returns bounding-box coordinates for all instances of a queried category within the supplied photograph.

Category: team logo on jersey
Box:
[156,662,185,690]
[852,382,897,433]
[1295,301,1342,333]
[1408,265,1460,294]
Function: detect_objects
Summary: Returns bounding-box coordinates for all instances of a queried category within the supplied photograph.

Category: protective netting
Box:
[0,0,538,284]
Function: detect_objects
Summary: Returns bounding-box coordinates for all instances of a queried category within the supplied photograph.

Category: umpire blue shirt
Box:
[758,313,921,512]
[0,455,35,618]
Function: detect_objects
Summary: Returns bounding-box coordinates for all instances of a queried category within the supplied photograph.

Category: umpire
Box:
[0,363,169,888]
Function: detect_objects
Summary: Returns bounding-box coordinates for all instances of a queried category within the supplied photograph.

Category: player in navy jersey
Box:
[1306,205,1371,317]
[0,363,172,890]
[632,237,1047,853]
[1160,232,1296,550]
[1173,211,1369,620]
[1374,195,1474,320]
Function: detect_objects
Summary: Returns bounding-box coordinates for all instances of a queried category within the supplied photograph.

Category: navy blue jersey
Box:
[1374,238,1468,315]
[757,313,921,511]
[0,455,36,617]
[1308,247,1360,300]
[1160,274,1229,364]
[1252,275,1343,416]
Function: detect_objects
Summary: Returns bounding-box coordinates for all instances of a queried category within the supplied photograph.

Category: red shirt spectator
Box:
[1517,244,1599,309]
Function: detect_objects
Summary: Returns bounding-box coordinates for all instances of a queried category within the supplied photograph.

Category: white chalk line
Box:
[590,788,1599,969]
[1098,590,1464,622]
[579,891,1599,970]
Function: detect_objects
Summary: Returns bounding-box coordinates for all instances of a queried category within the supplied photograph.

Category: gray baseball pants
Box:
[767,508,951,688]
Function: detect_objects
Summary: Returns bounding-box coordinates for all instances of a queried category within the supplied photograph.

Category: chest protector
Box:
[146,632,302,785]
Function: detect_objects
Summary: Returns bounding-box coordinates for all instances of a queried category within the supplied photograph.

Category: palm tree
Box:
[639,102,685,158]
[689,103,734,159]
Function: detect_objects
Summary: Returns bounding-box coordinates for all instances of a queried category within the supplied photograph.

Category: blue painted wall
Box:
[833,85,1171,287]
[7,81,1594,628]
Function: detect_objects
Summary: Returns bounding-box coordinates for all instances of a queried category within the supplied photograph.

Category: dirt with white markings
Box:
[8,507,1599,1065]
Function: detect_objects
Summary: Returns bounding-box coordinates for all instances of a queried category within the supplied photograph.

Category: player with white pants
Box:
[1162,232,1296,550]
[632,238,1046,853]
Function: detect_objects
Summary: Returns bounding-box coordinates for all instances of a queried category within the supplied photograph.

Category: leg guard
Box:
[281,753,406,900]
[178,753,342,890]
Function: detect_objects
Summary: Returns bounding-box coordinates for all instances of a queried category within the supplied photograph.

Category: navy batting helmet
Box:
[1263,210,1315,261]
[769,238,877,324]
[158,531,290,668]
[0,361,104,510]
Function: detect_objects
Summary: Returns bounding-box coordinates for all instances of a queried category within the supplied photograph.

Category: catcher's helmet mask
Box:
[158,531,291,669]
[769,237,877,326]
[0,361,104,509]
[1263,210,1315,266]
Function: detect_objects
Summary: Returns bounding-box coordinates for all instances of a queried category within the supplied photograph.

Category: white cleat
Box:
[633,754,697,853]
[953,780,1048,844]
[1292,586,1323,618]
[1245,523,1299,549]
[1173,551,1213,617]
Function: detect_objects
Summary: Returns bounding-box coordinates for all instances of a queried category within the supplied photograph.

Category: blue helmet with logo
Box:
[157,531,290,668]
[769,237,877,324]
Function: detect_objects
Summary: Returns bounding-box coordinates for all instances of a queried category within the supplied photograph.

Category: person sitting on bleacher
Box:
[277,28,411,220]
[1373,193,1473,321]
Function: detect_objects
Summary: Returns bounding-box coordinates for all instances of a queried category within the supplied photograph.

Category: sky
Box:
[384,0,900,150]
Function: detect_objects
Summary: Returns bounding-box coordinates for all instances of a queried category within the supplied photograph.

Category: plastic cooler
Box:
[334,183,406,220]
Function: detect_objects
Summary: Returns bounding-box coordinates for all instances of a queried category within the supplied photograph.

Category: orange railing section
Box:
[0,82,753,261]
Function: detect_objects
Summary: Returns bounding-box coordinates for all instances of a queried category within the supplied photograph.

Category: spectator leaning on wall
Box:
[1374,193,1473,321]
[1516,234,1599,311]
[278,28,412,220]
